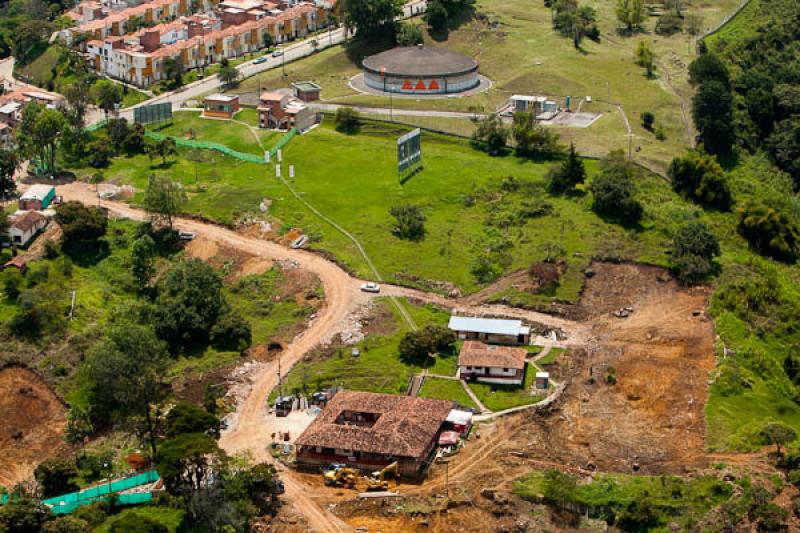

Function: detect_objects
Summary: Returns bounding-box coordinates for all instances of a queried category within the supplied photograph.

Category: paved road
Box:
[89,0,428,126]
[310,102,486,120]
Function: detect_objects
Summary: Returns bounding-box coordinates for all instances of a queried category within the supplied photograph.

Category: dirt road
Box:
[57,182,588,532]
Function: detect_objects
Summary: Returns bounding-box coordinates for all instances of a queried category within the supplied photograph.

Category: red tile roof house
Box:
[457,341,528,386]
[295,390,453,480]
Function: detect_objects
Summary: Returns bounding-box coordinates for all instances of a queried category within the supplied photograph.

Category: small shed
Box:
[19,185,56,211]
[445,408,473,435]
[535,371,550,390]
[9,210,48,246]
[448,316,530,345]
[510,94,547,114]
[291,81,321,102]
[438,431,460,447]
[202,94,240,119]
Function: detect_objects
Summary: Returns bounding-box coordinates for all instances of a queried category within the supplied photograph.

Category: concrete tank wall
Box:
[363,70,479,95]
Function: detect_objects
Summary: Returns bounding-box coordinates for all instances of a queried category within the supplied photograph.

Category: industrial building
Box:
[361,44,479,95]
[448,316,531,345]
[295,390,453,479]
[457,341,528,386]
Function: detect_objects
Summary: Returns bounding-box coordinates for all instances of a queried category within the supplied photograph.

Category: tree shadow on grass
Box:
[62,241,111,268]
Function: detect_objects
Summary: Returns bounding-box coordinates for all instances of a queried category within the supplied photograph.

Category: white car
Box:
[272,49,284,57]
[178,231,197,241]
[360,282,381,293]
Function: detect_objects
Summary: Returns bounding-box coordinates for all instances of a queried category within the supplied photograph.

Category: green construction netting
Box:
[85,120,297,165]
[2,471,160,515]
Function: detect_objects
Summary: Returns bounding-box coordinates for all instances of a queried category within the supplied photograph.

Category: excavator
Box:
[323,466,360,488]
[363,462,399,492]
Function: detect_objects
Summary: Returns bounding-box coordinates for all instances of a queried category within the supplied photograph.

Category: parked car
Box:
[253,56,268,64]
[272,48,284,57]
[291,235,309,249]
[179,231,197,241]
[360,282,381,293]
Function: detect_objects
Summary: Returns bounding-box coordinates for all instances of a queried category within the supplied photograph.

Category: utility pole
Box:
[606,81,610,112]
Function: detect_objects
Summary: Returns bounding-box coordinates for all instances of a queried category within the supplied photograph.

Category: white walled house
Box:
[448,316,531,345]
[9,211,48,247]
[457,341,527,386]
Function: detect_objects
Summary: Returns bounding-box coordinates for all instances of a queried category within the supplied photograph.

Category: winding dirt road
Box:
[57,182,584,532]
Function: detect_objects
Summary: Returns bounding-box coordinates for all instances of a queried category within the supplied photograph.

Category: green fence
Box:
[2,470,160,515]
[86,120,298,165]
[268,128,297,158]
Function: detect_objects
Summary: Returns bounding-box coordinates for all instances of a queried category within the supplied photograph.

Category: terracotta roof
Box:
[296,390,452,458]
[458,341,526,370]
[12,211,47,232]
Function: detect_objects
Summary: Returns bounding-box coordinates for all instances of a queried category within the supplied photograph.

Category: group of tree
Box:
[667,149,732,210]
[615,0,644,34]
[703,0,800,185]
[688,53,735,156]
[670,221,720,284]
[398,325,456,364]
[340,0,402,40]
[511,112,562,158]
[471,114,509,155]
[588,150,644,225]
[547,0,600,48]
[395,22,423,46]
[424,0,472,34]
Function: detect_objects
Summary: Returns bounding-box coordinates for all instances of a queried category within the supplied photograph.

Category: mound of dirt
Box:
[0,366,69,488]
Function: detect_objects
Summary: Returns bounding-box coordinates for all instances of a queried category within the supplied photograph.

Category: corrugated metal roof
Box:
[448,316,524,336]
[20,184,55,201]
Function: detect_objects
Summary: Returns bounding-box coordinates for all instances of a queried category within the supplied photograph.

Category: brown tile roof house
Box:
[295,390,453,479]
[458,341,527,386]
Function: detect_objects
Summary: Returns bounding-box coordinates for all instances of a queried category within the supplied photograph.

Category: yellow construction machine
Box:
[363,462,399,491]
[323,467,360,488]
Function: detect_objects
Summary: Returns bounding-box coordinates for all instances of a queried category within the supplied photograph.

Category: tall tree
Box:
[0,148,19,200]
[93,80,122,120]
[635,41,656,78]
[130,234,156,290]
[547,143,585,194]
[616,0,644,33]
[85,323,170,455]
[16,103,67,176]
[143,174,186,229]
[63,81,92,157]
[692,80,734,155]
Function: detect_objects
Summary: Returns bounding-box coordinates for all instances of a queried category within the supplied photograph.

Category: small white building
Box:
[457,341,527,386]
[448,316,530,345]
[9,211,48,247]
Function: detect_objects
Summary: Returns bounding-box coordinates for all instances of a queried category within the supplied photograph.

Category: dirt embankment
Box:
[0,366,69,489]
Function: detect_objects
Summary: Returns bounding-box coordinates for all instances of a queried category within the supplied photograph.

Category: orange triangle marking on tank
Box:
[428,79,440,90]
[415,80,427,90]
[402,79,413,90]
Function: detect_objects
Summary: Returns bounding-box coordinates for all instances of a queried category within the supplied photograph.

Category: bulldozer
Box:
[323,466,360,488]
[363,461,399,492]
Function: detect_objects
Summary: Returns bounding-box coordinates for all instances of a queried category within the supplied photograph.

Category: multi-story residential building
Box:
[79,0,329,87]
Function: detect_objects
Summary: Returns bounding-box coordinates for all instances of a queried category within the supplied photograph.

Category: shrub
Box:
[34,458,79,498]
[395,22,423,45]
[210,311,253,352]
[471,114,509,155]
[655,12,682,35]
[738,202,800,262]
[641,111,655,131]
[671,221,720,285]
[589,150,643,225]
[389,204,426,240]
[668,151,733,210]
[334,107,359,134]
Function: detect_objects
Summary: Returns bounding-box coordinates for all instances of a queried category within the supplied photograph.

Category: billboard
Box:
[397,128,421,172]
[133,102,173,125]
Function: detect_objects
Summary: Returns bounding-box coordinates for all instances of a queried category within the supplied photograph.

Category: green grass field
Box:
[535,347,565,366]
[467,363,546,411]
[418,377,478,410]
[227,0,742,169]
[268,299,452,402]
[149,109,280,155]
